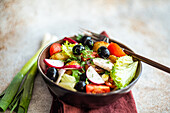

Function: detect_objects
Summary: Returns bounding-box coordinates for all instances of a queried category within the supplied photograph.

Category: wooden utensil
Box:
[81,28,170,74]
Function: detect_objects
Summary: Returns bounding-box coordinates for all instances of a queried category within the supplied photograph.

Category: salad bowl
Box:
[37,36,142,109]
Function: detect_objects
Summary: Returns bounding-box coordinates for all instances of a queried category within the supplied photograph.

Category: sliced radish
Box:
[61,65,83,70]
[63,37,78,44]
[44,59,64,68]
[86,66,105,84]
[56,69,66,84]
[93,58,114,71]
[44,59,82,69]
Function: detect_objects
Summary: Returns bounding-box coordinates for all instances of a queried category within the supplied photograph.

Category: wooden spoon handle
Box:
[124,49,170,74]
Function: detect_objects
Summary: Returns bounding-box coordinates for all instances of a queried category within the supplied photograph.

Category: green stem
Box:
[0,72,23,112]
[0,46,44,112]
[17,62,38,113]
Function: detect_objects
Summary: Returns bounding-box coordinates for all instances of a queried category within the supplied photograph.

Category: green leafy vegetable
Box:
[81,49,94,59]
[65,55,81,64]
[61,41,75,57]
[110,56,138,89]
[71,70,82,82]
[58,74,76,91]
[76,34,83,41]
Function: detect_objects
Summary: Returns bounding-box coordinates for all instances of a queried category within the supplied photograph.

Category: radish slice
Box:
[44,59,82,69]
[93,58,114,71]
[63,37,78,44]
[86,66,105,84]
[44,59,64,68]
[61,65,83,70]
[56,69,66,84]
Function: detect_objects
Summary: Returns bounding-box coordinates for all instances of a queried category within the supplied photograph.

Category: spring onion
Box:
[0,33,57,112]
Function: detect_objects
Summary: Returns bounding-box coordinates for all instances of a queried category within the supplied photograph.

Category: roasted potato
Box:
[109,55,117,63]
[50,52,69,60]
[93,41,109,52]
[66,61,80,65]
[65,70,72,75]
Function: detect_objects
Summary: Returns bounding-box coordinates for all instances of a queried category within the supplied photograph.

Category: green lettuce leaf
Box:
[61,41,75,57]
[58,74,76,91]
[111,56,138,89]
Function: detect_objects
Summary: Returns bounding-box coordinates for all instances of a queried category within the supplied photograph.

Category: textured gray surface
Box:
[0,0,170,113]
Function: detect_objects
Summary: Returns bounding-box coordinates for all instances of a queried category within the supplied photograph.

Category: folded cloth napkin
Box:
[50,91,137,113]
[49,31,138,113]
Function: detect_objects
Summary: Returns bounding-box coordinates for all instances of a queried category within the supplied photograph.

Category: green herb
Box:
[106,61,110,64]
[84,45,90,50]
[85,78,89,84]
[76,34,83,41]
[89,60,94,65]
[80,61,86,67]
[65,55,81,64]
[81,49,94,60]
[105,70,110,75]
[72,70,82,82]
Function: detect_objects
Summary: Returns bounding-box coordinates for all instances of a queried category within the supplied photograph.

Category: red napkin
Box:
[50,91,137,113]
[49,31,138,113]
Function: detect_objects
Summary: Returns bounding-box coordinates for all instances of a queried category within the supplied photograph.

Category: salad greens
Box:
[111,56,138,89]
[76,34,83,41]
[72,70,82,82]
[45,34,139,94]
[61,41,75,57]
[58,74,76,91]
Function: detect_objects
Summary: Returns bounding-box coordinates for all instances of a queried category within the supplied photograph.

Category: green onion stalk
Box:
[0,34,57,112]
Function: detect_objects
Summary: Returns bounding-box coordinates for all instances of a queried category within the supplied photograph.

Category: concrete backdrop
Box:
[0,0,170,112]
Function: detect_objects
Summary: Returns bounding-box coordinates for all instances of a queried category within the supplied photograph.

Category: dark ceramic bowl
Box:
[37,37,142,109]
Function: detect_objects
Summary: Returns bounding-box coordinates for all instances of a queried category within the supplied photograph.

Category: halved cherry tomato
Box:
[86,84,110,94]
[107,42,126,57]
[50,43,62,56]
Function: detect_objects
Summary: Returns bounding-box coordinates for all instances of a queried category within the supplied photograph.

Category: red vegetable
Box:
[86,66,105,84]
[100,31,109,38]
[61,65,83,70]
[107,42,126,57]
[50,43,62,56]
[44,59,64,68]
[86,84,110,94]
[44,59,82,69]
[63,37,78,44]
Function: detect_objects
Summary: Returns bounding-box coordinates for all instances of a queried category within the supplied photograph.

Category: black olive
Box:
[72,45,85,55]
[81,36,92,45]
[98,46,110,59]
[85,39,94,49]
[74,81,86,92]
[46,67,58,82]
[80,73,87,81]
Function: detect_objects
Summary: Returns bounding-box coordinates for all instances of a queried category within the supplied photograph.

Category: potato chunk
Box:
[50,52,69,60]
[93,41,109,52]
[66,61,80,66]
[109,55,117,63]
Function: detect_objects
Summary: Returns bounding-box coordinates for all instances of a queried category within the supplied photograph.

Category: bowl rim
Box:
[38,38,142,96]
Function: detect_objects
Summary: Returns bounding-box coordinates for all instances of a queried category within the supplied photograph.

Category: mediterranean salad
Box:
[43,34,138,94]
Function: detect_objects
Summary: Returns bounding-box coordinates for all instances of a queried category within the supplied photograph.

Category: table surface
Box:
[0,0,170,112]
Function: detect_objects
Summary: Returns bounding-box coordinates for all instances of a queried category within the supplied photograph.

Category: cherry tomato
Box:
[50,43,62,56]
[86,84,110,94]
[107,42,126,57]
